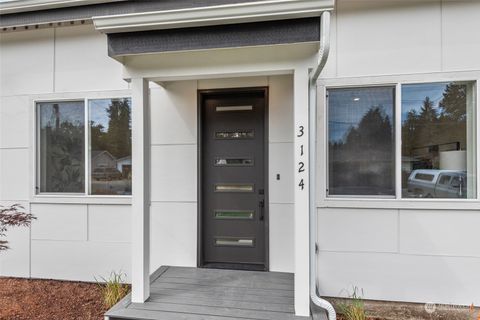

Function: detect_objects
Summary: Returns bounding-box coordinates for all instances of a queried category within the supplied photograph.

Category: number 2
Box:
[298,162,305,173]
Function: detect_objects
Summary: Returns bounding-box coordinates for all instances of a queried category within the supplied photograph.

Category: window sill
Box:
[31,195,132,205]
[318,198,480,211]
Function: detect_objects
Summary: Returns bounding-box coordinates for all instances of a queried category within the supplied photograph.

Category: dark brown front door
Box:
[199,88,268,271]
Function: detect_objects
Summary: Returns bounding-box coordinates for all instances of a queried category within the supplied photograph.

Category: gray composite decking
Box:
[106,266,324,320]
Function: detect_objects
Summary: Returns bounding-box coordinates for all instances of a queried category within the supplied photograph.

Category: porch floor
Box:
[105,266,314,320]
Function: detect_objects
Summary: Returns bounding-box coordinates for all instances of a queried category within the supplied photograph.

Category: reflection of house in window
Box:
[116,155,132,178]
[92,150,117,170]
[91,150,123,181]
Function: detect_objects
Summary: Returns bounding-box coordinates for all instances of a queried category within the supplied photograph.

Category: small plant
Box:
[96,271,130,309]
[338,287,367,320]
[0,204,36,251]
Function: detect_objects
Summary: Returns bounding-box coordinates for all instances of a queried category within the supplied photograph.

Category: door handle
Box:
[259,200,265,221]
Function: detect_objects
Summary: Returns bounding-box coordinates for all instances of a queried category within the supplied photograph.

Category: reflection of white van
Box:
[407,169,467,198]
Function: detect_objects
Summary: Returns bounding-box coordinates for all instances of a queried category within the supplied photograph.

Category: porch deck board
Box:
[149,289,295,305]
[155,276,294,290]
[106,266,311,320]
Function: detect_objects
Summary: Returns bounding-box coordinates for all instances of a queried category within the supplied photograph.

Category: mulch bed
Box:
[0,277,108,320]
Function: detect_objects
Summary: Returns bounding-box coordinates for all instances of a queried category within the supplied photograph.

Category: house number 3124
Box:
[297,125,305,190]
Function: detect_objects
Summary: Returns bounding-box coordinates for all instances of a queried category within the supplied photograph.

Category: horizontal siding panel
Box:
[317,251,480,306]
[400,209,480,258]
[31,240,130,282]
[31,204,87,241]
[318,208,398,253]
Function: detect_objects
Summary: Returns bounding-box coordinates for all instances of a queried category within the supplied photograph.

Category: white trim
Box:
[317,70,480,87]
[319,198,480,211]
[31,196,131,205]
[394,83,402,200]
[130,77,150,303]
[0,0,124,14]
[84,97,90,196]
[93,0,335,33]
[477,80,480,200]
[293,67,311,317]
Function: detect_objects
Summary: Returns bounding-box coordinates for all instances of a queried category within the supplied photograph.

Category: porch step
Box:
[106,266,312,320]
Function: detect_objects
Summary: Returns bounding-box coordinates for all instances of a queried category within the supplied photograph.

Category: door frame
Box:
[197,87,270,270]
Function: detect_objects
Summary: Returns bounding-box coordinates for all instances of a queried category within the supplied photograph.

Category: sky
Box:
[328,86,394,143]
[90,98,131,131]
[89,99,114,131]
[401,82,449,123]
[39,98,131,130]
[39,101,84,128]
[328,83,451,143]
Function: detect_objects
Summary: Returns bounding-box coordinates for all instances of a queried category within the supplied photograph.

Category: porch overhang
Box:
[119,3,334,317]
[92,0,335,33]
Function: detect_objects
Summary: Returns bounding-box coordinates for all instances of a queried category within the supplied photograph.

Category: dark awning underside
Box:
[107,18,320,57]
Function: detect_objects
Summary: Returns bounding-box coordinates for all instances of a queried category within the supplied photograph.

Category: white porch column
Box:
[131,77,151,303]
[293,67,311,316]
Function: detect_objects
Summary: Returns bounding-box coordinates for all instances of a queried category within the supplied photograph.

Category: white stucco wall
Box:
[316,0,480,306]
[0,24,131,281]
[148,75,295,273]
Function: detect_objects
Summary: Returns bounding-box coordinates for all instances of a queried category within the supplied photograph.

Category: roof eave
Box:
[93,0,335,33]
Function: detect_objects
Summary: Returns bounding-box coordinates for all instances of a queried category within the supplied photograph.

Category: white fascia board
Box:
[0,0,125,15]
[93,0,335,33]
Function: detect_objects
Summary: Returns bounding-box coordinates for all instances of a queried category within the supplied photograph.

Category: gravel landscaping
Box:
[0,277,107,320]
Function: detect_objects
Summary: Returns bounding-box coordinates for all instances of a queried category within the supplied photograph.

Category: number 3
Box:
[297,125,304,137]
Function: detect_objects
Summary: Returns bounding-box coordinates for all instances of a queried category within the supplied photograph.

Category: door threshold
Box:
[202,262,267,271]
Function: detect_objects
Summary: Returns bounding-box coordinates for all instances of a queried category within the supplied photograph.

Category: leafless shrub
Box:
[0,204,36,251]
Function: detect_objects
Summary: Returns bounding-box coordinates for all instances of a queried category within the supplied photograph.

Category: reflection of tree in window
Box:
[40,102,85,193]
[402,84,466,173]
[330,106,394,195]
[90,98,132,195]
[91,98,131,159]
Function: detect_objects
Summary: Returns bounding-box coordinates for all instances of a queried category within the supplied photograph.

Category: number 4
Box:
[299,179,304,190]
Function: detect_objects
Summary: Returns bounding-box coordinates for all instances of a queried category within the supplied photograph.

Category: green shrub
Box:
[96,271,129,309]
[338,287,367,320]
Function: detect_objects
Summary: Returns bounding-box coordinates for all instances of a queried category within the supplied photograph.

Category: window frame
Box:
[33,95,132,201]
[318,71,480,209]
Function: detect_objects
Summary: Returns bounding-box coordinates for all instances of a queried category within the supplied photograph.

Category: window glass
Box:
[328,87,395,196]
[215,130,254,139]
[89,98,132,195]
[438,175,451,185]
[214,157,254,166]
[38,101,85,193]
[214,184,254,192]
[401,82,476,198]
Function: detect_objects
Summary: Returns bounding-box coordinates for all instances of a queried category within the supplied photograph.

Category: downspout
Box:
[309,10,337,320]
